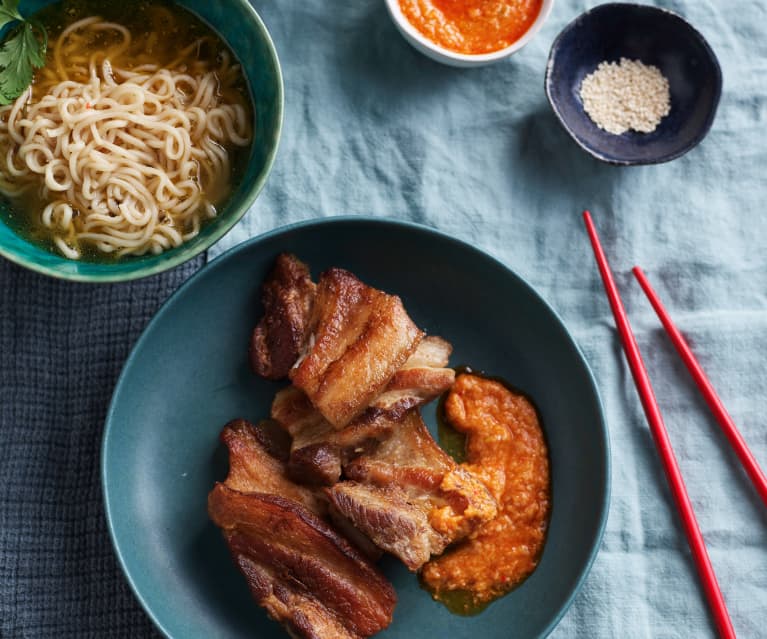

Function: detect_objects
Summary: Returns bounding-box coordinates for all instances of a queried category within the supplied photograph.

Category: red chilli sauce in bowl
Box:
[386,0,552,66]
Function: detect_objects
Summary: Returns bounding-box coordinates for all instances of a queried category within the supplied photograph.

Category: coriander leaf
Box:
[26,19,46,65]
[0,21,46,105]
[0,0,23,30]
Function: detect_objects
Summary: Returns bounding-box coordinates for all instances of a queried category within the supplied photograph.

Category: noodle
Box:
[0,11,252,259]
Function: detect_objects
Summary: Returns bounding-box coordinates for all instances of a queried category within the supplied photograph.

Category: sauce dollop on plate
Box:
[422,372,551,613]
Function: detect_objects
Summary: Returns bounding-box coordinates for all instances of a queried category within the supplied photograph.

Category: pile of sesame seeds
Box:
[579,58,671,135]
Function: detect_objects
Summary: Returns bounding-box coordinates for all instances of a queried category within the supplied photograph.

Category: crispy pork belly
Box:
[250,254,316,380]
[220,418,382,562]
[329,481,444,571]
[220,418,324,516]
[211,420,395,636]
[209,485,396,639]
[251,257,441,431]
[328,412,498,571]
[271,387,390,485]
[364,336,455,422]
[271,337,455,486]
[290,268,424,428]
[343,411,451,489]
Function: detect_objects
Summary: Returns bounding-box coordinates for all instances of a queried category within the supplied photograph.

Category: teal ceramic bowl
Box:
[103,218,610,639]
[0,0,283,282]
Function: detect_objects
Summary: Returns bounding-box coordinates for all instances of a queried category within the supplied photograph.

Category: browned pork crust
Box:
[220,418,324,516]
[210,419,396,638]
[290,268,424,428]
[209,485,396,639]
[330,411,497,571]
[250,254,316,380]
[271,337,455,486]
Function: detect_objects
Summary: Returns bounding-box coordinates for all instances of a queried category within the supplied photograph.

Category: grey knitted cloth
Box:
[0,256,204,638]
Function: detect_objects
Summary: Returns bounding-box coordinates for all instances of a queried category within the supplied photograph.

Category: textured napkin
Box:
[0,257,204,638]
[2,0,766,637]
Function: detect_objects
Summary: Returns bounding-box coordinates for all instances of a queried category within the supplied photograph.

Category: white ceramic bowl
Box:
[385,0,554,67]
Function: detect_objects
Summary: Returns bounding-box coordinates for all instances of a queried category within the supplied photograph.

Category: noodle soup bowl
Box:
[0,0,283,282]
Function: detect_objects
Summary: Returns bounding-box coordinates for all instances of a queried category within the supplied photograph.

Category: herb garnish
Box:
[0,0,47,105]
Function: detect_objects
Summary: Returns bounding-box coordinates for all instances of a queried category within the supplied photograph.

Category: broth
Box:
[0,0,254,261]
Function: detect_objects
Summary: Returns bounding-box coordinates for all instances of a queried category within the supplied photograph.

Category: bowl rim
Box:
[385,0,555,64]
[544,2,723,166]
[101,214,612,639]
[0,0,284,283]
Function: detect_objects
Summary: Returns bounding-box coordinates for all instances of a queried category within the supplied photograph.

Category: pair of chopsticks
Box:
[583,211,767,639]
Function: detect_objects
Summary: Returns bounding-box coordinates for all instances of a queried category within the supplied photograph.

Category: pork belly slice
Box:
[250,254,316,380]
[271,337,455,486]
[344,412,497,540]
[271,386,390,486]
[220,418,324,516]
[209,419,395,639]
[209,484,396,639]
[250,257,431,428]
[363,336,455,422]
[328,411,498,571]
[221,418,382,561]
[290,268,424,428]
[328,481,444,571]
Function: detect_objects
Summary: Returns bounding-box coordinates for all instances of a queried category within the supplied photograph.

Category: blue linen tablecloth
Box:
[1,0,765,637]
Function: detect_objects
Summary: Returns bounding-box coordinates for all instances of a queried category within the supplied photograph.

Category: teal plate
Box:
[102,217,610,639]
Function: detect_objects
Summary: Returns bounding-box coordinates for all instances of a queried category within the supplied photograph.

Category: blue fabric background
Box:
[1,0,765,637]
[218,1,767,636]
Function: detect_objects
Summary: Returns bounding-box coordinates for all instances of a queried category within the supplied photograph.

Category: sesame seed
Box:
[579,58,671,135]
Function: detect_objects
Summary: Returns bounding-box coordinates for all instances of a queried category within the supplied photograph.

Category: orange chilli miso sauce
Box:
[398,0,543,55]
[421,371,551,614]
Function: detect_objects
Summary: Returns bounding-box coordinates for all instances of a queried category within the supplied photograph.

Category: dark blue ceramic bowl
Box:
[545,3,722,165]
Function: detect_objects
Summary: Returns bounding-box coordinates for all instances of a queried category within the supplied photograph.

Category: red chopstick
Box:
[633,266,767,508]
[583,211,736,639]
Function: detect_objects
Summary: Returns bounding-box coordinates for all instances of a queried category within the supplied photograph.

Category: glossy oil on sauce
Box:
[422,371,551,614]
[399,0,543,55]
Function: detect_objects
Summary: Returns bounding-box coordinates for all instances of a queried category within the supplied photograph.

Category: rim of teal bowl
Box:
[102,215,611,639]
[0,0,284,283]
